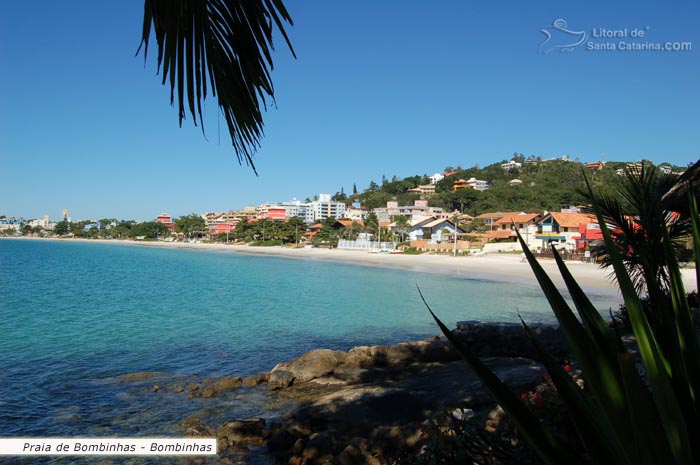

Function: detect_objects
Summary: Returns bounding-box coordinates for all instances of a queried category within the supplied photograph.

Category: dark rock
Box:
[302,431,336,462]
[267,429,299,457]
[217,418,268,449]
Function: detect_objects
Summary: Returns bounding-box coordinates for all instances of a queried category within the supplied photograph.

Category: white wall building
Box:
[429,173,445,184]
[309,193,346,222]
[501,160,522,170]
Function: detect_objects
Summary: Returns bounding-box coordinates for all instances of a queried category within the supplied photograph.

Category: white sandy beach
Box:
[10,236,696,295]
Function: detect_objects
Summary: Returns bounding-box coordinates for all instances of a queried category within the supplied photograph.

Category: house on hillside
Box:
[406,184,436,196]
[501,160,522,170]
[585,161,606,171]
[429,173,445,184]
[452,177,489,192]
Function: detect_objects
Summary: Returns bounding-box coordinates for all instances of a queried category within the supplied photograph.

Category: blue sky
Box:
[2,1,698,221]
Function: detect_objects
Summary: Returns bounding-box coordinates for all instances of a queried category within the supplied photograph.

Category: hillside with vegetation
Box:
[336,156,684,215]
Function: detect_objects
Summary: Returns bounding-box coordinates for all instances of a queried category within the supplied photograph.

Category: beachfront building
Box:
[574,221,603,252]
[536,211,596,251]
[345,204,367,222]
[0,216,23,232]
[474,211,530,231]
[406,216,437,241]
[156,213,175,231]
[490,212,542,247]
[258,204,287,221]
[308,193,346,222]
[277,199,309,221]
[83,221,102,232]
[421,218,465,244]
[203,211,239,236]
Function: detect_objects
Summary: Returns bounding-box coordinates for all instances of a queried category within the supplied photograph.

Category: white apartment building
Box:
[309,193,346,222]
[278,199,309,220]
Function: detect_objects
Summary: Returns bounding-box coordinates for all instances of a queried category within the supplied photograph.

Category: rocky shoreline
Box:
[118,322,570,465]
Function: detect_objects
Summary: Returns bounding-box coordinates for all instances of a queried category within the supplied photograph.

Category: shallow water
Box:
[0,239,620,461]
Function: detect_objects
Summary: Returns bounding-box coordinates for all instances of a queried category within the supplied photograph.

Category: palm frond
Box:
[138,0,295,173]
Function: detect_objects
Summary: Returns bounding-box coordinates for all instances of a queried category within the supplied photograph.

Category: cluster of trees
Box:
[51,219,170,240]
[223,217,307,244]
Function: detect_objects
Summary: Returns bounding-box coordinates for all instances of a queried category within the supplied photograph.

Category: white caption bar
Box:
[0,438,217,456]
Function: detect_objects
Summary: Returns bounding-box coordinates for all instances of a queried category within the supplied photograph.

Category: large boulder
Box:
[271,349,347,384]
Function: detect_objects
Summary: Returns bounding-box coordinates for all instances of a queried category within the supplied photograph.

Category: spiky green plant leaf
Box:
[586,175,693,465]
[417,287,579,465]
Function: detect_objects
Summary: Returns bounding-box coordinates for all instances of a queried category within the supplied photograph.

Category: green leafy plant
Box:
[421,179,700,465]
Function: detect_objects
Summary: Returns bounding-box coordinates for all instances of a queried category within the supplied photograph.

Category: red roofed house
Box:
[490,212,542,247]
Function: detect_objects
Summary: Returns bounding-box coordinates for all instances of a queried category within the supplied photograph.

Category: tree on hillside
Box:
[138,0,295,173]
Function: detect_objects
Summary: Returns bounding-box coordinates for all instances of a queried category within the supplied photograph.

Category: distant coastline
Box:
[2,235,671,295]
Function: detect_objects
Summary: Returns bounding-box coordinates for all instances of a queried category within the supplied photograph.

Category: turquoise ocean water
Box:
[0,239,620,458]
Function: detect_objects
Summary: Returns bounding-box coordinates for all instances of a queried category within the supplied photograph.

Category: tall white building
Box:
[309,193,346,222]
